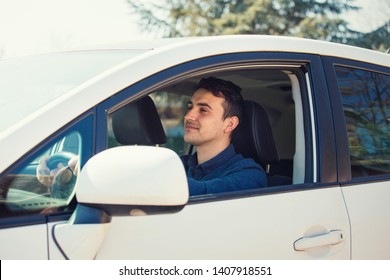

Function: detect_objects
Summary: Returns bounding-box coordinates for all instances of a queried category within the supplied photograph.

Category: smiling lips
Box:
[185,121,199,131]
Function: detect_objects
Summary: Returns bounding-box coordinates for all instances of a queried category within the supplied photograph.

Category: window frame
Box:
[96,52,336,202]
[322,56,390,184]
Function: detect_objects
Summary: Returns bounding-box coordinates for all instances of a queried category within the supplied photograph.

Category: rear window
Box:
[336,66,390,178]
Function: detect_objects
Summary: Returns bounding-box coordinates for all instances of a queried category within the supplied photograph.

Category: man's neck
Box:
[196,140,231,165]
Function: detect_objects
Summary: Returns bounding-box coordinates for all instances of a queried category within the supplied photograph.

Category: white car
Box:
[0,35,389,260]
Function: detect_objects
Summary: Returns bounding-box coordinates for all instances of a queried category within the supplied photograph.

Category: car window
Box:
[0,131,81,218]
[106,66,312,196]
[336,66,390,178]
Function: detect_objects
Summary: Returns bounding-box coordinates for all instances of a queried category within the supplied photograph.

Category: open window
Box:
[107,65,311,191]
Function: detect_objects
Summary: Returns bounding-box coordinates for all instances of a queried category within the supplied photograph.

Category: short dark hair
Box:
[196,76,243,121]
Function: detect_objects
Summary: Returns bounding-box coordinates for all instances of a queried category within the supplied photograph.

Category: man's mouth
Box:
[185,121,199,130]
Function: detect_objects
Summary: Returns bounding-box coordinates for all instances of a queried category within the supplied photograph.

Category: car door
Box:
[51,52,351,259]
[94,188,349,259]
[324,57,390,259]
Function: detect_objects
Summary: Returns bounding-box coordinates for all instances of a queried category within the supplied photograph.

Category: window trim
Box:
[305,72,317,182]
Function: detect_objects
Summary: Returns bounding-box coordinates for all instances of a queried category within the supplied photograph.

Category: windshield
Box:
[0,50,146,132]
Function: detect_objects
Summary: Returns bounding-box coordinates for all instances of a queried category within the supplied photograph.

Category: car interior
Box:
[108,66,308,189]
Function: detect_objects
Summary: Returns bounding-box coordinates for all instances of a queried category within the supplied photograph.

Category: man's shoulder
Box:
[227,152,264,171]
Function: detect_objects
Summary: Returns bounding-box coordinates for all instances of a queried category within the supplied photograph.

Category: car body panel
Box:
[0,224,48,259]
[91,186,350,260]
[341,181,390,259]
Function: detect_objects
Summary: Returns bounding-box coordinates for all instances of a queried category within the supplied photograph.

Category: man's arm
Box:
[188,165,267,195]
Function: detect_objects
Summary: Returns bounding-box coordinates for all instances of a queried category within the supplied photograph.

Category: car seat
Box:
[112,96,166,145]
[232,100,292,186]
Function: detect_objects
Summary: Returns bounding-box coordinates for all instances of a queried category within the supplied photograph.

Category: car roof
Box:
[77,35,389,67]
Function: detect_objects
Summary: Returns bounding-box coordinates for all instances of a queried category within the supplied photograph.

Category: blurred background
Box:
[0,0,389,59]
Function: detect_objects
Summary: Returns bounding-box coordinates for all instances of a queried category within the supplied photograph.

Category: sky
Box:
[0,0,150,58]
[0,0,389,59]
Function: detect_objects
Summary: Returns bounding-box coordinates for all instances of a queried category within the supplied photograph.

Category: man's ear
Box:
[224,116,239,133]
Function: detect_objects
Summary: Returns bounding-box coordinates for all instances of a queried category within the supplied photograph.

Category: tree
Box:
[347,20,390,52]
[128,0,361,44]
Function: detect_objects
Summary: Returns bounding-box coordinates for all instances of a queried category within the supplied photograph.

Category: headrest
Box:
[232,100,279,165]
[112,96,166,145]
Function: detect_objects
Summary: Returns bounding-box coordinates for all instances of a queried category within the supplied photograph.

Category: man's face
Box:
[184,88,232,147]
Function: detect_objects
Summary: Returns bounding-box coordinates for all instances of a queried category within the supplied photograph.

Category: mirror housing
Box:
[75,146,189,216]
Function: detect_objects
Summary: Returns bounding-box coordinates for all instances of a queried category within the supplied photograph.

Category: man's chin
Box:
[184,136,197,146]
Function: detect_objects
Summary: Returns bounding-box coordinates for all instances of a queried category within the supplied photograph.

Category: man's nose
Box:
[184,110,195,121]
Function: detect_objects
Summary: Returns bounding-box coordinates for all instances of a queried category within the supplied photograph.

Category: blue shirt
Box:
[181,144,267,195]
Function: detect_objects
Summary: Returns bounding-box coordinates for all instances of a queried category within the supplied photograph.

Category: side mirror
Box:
[75,146,189,216]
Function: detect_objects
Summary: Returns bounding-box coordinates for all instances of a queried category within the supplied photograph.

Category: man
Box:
[181,76,267,195]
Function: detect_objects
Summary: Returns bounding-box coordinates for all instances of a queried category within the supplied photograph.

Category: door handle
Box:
[294,230,344,251]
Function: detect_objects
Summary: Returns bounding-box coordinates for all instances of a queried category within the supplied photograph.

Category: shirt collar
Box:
[188,144,236,174]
